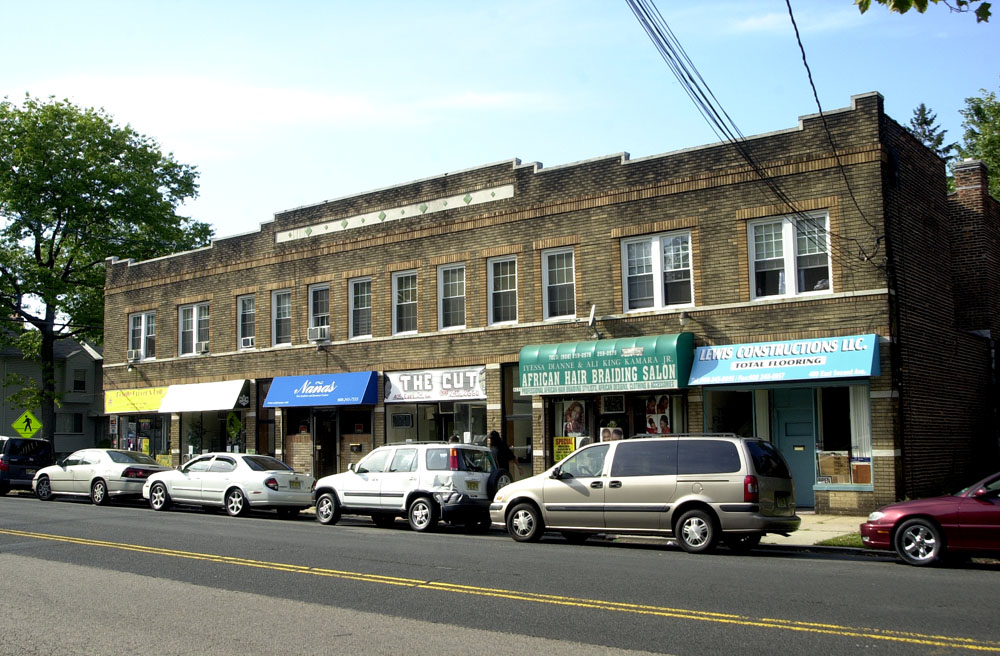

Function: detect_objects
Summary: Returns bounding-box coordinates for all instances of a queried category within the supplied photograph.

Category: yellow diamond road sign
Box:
[12,410,41,439]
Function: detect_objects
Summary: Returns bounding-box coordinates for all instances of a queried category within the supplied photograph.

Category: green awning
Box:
[518,333,694,395]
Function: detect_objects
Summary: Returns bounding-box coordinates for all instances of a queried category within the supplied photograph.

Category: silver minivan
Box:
[490,433,800,553]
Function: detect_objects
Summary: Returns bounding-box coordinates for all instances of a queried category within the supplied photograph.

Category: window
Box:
[272,290,291,346]
[542,248,575,319]
[349,278,372,338]
[179,303,210,355]
[749,213,831,299]
[128,311,156,360]
[677,440,741,474]
[559,444,608,478]
[438,265,466,329]
[393,271,417,335]
[57,413,84,434]
[488,256,517,325]
[309,284,330,339]
[238,294,255,349]
[208,457,236,473]
[356,448,389,474]
[622,232,692,311]
[610,440,677,477]
[72,369,87,393]
[389,448,417,472]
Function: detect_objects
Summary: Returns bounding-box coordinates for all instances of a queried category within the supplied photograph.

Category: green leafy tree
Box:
[955,86,1000,198]
[0,95,213,443]
[856,0,992,22]
[907,103,957,160]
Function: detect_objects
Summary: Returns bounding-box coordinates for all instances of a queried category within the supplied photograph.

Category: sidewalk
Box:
[759,511,866,548]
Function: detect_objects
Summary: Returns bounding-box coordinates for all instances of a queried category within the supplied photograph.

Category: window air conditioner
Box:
[308,325,330,342]
[240,336,255,349]
[126,349,141,363]
[195,341,210,354]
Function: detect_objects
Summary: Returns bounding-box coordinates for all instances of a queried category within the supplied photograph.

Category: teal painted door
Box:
[772,388,816,507]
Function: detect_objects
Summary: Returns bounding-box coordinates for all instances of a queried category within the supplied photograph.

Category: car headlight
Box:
[867,510,885,522]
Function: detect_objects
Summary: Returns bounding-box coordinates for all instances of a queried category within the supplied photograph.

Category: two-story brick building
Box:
[103,92,999,513]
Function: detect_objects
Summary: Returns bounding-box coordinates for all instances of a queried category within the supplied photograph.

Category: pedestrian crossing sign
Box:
[12,410,41,439]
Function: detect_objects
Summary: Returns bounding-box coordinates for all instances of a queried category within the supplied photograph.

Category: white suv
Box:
[313,442,512,532]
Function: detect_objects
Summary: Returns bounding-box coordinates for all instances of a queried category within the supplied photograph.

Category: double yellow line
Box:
[2,527,998,653]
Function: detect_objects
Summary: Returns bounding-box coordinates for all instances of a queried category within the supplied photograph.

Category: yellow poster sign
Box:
[553,436,576,463]
[105,387,168,414]
[12,410,41,439]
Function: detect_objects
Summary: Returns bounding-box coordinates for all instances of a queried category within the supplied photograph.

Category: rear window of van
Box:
[677,440,741,474]
[745,440,791,479]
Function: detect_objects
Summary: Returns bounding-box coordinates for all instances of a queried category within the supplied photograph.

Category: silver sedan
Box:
[33,449,170,505]
[142,452,314,518]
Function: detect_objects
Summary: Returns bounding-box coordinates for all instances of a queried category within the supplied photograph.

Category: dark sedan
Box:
[860,471,1000,566]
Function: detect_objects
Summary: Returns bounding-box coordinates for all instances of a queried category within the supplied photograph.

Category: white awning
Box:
[158,379,251,413]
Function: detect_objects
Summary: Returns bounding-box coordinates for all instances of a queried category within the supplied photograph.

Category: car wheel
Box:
[149,483,171,511]
[371,513,396,528]
[315,492,341,525]
[225,488,249,517]
[724,533,762,552]
[561,531,589,545]
[894,518,943,566]
[90,479,110,506]
[35,476,53,501]
[675,509,718,553]
[276,508,300,519]
[487,469,513,498]
[507,503,544,542]
[407,496,439,532]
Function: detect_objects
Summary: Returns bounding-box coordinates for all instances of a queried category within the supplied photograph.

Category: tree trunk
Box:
[39,308,58,451]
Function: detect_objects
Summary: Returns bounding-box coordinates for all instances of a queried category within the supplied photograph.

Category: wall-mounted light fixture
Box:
[678,311,690,328]
[126,363,134,372]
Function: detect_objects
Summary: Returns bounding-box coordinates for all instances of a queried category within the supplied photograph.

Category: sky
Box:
[4,0,997,241]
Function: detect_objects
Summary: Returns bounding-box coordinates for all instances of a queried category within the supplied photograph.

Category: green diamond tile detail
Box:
[379,211,387,221]
[420,203,428,213]
[361,217,366,224]
[491,191,496,197]
[341,220,349,228]
[305,227,312,236]
[443,200,448,207]
[400,209,405,215]
[324,225,329,231]
[464,194,473,205]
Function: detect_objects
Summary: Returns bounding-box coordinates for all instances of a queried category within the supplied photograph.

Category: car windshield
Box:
[107,451,158,465]
[243,455,292,471]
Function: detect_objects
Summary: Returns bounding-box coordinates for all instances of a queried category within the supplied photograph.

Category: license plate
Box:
[776,496,787,509]
[289,480,301,489]
[466,480,479,491]
[26,469,36,475]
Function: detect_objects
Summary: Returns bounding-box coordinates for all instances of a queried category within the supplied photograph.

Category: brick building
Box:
[103,92,999,513]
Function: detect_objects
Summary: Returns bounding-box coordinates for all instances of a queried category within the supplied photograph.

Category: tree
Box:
[856,0,992,22]
[0,95,213,445]
[955,85,1000,198]
[907,103,957,161]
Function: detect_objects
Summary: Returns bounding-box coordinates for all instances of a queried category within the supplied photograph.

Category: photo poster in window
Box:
[642,395,672,434]
[599,394,625,414]
[597,419,625,443]
[561,400,587,437]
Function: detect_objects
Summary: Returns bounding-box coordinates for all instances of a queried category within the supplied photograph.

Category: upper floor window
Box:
[128,311,155,360]
[749,212,831,300]
[308,284,330,341]
[621,232,692,311]
[238,294,255,349]
[438,264,466,330]
[392,271,417,335]
[542,248,575,320]
[72,368,87,393]
[272,290,291,346]
[179,302,210,355]
[488,256,517,325]
[350,277,372,339]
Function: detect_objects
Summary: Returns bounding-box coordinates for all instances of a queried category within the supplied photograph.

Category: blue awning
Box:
[263,371,378,407]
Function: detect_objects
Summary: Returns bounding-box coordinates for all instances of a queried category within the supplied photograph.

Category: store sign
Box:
[688,334,880,386]
[264,372,377,407]
[384,366,487,402]
[518,334,694,396]
[105,387,168,414]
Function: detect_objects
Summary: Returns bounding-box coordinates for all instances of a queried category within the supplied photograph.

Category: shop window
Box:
[621,232,692,311]
[454,402,487,443]
[238,294,255,349]
[704,390,757,437]
[179,302,210,356]
[128,311,156,360]
[488,256,517,325]
[542,248,575,320]
[272,290,291,346]
[438,264,466,330]
[749,212,831,300]
[503,365,533,470]
[350,277,372,339]
[392,271,417,335]
[816,385,872,485]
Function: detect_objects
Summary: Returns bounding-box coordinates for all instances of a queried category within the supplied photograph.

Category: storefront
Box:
[263,371,377,478]
[158,379,253,462]
[518,334,694,464]
[104,386,171,467]
[384,366,488,444]
[689,334,881,507]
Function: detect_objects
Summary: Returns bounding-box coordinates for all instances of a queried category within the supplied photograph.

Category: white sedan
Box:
[33,449,170,505]
[142,452,314,518]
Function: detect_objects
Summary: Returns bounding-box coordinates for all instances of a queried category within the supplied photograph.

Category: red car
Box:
[860,471,1000,566]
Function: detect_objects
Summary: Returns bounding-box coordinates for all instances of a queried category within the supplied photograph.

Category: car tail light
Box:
[310,480,316,491]
[744,475,759,503]
[0,458,7,472]
[449,448,460,471]
[264,477,279,491]
[122,467,151,479]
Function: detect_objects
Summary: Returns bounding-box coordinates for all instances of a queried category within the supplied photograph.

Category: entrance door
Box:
[314,409,338,478]
[772,388,816,507]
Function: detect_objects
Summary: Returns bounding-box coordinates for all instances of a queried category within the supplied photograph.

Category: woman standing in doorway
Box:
[487,430,522,479]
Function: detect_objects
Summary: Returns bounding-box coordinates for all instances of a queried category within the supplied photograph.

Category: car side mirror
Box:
[972,487,989,498]
[348,463,357,472]
[550,466,562,479]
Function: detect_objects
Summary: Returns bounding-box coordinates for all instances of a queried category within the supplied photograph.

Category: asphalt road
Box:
[1,494,998,655]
